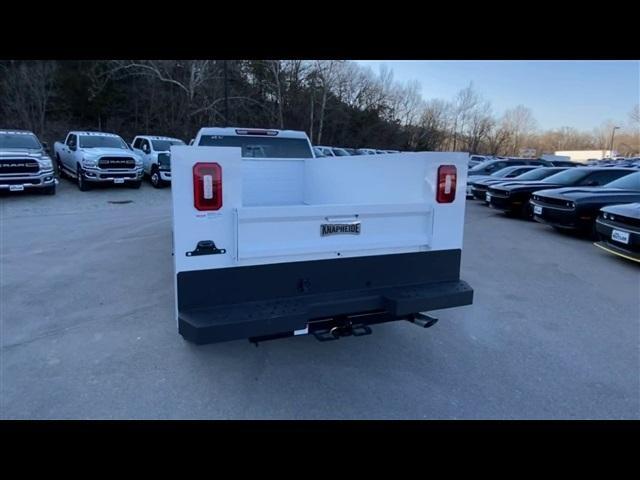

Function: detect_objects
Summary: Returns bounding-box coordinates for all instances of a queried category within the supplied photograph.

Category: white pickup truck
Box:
[131,135,185,188]
[0,130,57,194]
[54,131,144,190]
[171,127,473,344]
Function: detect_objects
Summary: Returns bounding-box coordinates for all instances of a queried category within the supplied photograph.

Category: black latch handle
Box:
[186,240,226,257]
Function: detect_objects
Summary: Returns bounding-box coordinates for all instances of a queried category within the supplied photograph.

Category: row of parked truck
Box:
[466,158,640,263]
[0,129,187,194]
[0,128,407,195]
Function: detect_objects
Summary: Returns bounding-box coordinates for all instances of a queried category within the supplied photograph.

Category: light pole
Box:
[609,126,620,158]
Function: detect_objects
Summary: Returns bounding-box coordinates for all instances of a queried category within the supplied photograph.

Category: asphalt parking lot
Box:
[1,180,638,419]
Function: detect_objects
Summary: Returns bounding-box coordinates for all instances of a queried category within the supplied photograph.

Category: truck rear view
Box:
[171,128,473,344]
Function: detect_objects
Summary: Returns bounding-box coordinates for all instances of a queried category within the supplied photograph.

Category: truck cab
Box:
[0,130,57,194]
[54,131,144,191]
[131,135,185,188]
[171,127,473,344]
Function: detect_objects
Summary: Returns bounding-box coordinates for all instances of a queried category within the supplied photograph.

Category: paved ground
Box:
[1,179,638,419]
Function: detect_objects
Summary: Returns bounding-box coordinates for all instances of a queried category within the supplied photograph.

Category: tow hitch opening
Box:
[248,310,440,345]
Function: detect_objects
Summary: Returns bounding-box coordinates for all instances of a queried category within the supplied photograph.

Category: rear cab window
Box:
[198,135,313,158]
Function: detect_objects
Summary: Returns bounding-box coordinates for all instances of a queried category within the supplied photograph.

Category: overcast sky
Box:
[355,60,639,131]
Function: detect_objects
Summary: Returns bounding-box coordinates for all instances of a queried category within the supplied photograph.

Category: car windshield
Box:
[152,139,185,151]
[542,169,591,184]
[516,168,565,181]
[604,172,640,190]
[490,166,519,177]
[0,133,41,149]
[198,135,313,158]
[332,149,350,156]
[80,135,128,149]
[469,161,496,172]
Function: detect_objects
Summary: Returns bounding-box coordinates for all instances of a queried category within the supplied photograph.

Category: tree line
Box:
[1,60,638,156]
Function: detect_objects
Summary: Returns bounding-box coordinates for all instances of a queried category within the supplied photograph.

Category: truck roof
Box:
[0,129,36,136]
[135,135,184,141]
[197,127,308,140]
[69,131,121,137]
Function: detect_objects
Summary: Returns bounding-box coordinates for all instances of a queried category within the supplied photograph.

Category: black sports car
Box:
[468,165,540,200]
[486,167,634,219]
[530,171,640,235]
[593,203,640,263]
[467,158,550,177]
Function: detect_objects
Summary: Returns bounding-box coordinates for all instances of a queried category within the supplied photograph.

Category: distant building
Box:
[554,150,617,163]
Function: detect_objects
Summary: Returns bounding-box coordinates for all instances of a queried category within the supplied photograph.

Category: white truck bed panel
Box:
[236,202,433,260]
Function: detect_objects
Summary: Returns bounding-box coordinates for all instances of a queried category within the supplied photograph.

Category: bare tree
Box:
[410,99,450,151]
[502,105,537,155]
[0,61,57,134]
[312,60,343,145]
[464,101,494,154]
[450,83,481,151]
[630,104,640,124]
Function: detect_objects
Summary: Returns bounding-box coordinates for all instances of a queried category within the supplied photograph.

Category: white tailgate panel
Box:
[236,203,433,260]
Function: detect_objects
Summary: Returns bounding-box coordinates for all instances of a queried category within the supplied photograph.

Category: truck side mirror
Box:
[69,143,77,151]
[42,141,49,152]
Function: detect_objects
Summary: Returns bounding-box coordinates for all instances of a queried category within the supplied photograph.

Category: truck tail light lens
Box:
[437,165,457,203]
[193,162,222,211]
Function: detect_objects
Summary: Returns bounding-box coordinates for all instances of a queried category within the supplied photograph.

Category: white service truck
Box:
[171,127,473,344]
[54,131,144,190]
[131,135,185,188]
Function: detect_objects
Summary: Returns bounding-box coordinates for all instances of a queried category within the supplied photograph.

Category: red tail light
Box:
[193,162,222,211]
[437,165,457,203]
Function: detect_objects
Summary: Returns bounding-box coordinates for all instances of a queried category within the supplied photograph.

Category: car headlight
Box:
[83,157,98,167]
[40,158,53,170]
[135,157,143,167]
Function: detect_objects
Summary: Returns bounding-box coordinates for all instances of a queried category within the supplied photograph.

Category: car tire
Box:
[520,203,533,220]
[150,167,164,188]
[77,164,90,191]
[56,155,66,179]
[42,185,56,195]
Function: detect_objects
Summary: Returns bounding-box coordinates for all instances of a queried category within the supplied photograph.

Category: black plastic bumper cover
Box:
[177,249,473,344]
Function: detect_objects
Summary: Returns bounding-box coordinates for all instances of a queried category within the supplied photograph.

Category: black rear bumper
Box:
[177,250,473,344]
